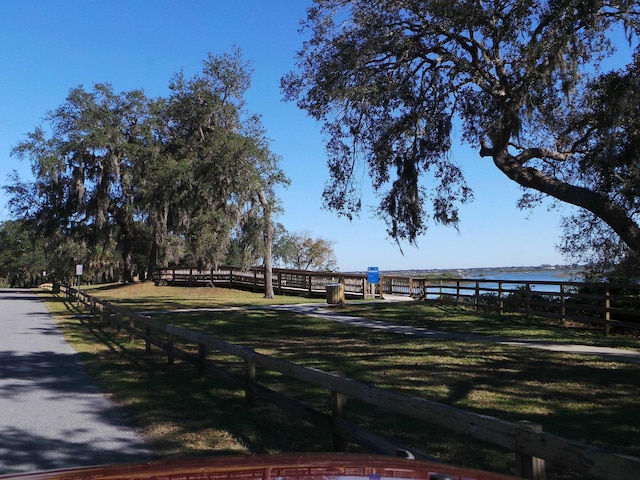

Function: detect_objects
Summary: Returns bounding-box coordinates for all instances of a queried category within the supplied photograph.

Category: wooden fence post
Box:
[102,305,110,326]
[198,343,207,377]
[128,317,134,343]
[604,287,611,336]
[515,421,546,480]
[245,359,256,405]
[456,280,460,303]
[498,281,504,315]
[145,326,152,353]
[331,371,348,452]
[167,334,175,365]
[560,285,567,326]
[96,302,103,323]
[474,281,480,311]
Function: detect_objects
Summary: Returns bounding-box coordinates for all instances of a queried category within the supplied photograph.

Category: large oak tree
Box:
[283,0,640,272]
[152,50,288,296]
[7,50,287,291]
[10,84,153,282]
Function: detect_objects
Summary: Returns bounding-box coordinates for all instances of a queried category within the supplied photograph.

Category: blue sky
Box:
[1,0,577,271]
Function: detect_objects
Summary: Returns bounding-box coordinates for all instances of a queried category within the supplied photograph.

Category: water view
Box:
[454,267,584,283]
[380,266,585,295]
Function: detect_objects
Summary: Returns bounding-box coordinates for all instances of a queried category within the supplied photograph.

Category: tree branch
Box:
[493,149,640,252]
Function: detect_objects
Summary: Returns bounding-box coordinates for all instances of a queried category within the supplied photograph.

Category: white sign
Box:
[76,264,84,276]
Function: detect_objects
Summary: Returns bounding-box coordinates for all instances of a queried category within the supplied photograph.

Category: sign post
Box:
[367,267,379,298]
[75,264,83,306]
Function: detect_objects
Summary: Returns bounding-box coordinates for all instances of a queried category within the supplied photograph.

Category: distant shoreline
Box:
[350,265,578,275]
[345,266,585,284]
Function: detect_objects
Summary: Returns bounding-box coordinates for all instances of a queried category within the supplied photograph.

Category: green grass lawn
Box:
[81,281,326,309]
[44,283,640,479]
[334,301,640,350]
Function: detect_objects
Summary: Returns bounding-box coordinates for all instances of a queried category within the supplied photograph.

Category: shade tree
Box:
[10,84,154,282]
[6,50,287,290]
[283,0,640,275]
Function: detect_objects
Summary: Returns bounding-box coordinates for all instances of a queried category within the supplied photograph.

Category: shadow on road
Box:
[0,289,156,475]
[0,426,153,474]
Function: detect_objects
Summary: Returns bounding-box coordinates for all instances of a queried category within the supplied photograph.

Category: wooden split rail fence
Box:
[62,285,640,480]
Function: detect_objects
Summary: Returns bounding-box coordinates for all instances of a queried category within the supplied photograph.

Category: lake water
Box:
[411,268,585,296]
[460,268,584,283]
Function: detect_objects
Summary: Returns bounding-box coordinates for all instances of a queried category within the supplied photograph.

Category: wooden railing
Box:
[59,285,640,480]
[153,266,380,299]
[152,267,640,334]
[381,276,640,335]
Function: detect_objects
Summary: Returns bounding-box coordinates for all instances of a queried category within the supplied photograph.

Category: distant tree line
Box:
[2,50,335,291]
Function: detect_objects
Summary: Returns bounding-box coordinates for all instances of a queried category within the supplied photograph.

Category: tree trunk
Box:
[147,239,158,283]
[258,190,275,299]
[117,207,136,284]
[147,206,169,283]
[263,232,275,299]
[122,237,134,283]
[490,148,640,256]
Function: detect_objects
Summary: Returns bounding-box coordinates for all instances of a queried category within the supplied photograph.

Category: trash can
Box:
[326,283,345,305]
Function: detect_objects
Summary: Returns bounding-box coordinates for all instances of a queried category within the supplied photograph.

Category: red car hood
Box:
[0,454,519,480]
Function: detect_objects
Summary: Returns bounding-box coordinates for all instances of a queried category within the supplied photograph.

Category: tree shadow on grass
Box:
[50,295,640,474]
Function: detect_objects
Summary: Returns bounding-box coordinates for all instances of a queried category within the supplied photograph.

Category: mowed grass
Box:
[81,281,326,309]
[335,302,640,350]
[45,283,640,478]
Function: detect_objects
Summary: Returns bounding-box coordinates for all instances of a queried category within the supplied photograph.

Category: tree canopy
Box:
[273,229,337,271]
[283,0,640,274]
[0,220,48,287]
[7,50,288,287]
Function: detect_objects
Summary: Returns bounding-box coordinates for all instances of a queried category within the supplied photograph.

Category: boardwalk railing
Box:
[153,266,380,299]
[153,267,640,334]
[381,276,640,335]
[60,285,640,480]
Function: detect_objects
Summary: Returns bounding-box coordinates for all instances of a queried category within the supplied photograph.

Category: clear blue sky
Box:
[1,0,576,272]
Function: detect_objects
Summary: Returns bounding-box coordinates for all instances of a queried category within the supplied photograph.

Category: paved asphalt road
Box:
[0,289,155,475]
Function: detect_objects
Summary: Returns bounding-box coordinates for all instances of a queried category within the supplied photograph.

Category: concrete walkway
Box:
[0,289,155,475]
[266,302,640,364]
[142,299,640,364]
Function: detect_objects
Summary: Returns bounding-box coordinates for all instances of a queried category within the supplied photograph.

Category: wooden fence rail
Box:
[152,267,640,334]
[384,277,640,335]
[153,267,378,299]
[61,285,640,480]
